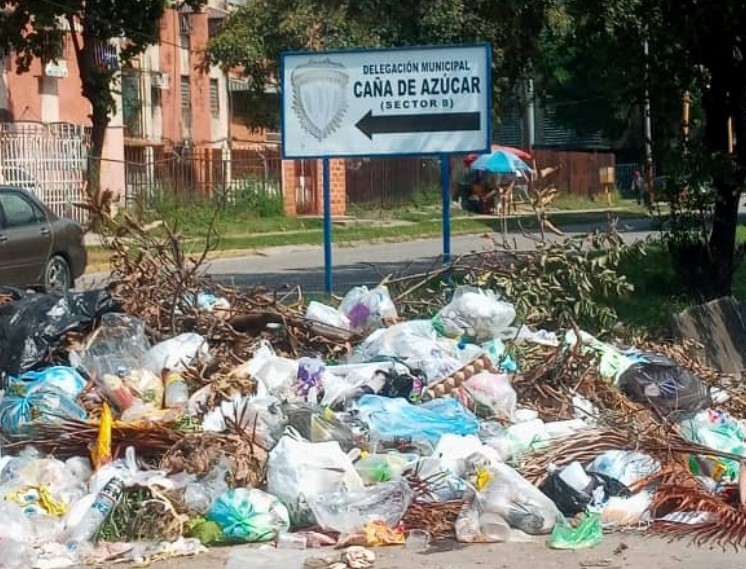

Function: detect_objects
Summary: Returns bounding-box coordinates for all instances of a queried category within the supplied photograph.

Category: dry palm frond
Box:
[519,428,746,486]
[644,463,746,551]
[403,470,464,540]
[401,501,462,541]
[1,419,183,461]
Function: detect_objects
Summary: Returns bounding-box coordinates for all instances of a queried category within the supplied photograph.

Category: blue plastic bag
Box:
[355,395,480,447]
[0,386,87,437]
[10,367,87,399]
[207,488,290,543]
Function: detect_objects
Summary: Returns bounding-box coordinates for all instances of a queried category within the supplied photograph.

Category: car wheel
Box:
[44,255,72,291]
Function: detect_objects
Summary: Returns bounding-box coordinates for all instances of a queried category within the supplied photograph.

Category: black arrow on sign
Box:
[355,110,480,139]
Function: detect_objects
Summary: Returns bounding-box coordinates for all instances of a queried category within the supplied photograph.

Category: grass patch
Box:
[552,189,644,213]
[614,225,746,330]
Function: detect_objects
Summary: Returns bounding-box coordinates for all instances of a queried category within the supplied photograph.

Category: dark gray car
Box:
[0,186,87,290]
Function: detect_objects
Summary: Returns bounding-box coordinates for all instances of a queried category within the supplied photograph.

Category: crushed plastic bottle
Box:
[65,477,124,552]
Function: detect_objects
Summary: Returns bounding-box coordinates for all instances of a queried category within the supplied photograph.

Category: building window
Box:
[208,17,224,40]
[209,79,220,118]
[181,76,191,139]
[122,71,143,138]
[179,13,191,51]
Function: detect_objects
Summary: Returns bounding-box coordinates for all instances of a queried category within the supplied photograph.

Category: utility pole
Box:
[523,77,535,153]
[643,38,654,201]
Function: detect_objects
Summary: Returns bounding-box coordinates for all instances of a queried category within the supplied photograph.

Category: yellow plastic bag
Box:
[91,402,113,470]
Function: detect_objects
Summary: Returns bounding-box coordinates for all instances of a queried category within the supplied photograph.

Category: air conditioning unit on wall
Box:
[44,60,68,78]
[151,73,169,89]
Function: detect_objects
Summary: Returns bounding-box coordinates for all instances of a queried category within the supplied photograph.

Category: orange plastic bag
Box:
[364,521,406,546]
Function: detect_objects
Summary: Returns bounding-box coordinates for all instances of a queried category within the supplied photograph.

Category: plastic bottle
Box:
[65,477,125,551]
[163,370,189,409]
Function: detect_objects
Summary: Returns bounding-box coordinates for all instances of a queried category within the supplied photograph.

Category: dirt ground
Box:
[140,533,743,569]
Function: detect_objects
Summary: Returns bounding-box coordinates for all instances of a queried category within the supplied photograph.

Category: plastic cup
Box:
[405,530,431,552]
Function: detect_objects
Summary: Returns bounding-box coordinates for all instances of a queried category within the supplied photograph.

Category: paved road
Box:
[81,217,655,293]
[140,534,742,569]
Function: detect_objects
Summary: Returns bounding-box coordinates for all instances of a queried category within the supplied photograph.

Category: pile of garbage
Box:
[1,275,745,569]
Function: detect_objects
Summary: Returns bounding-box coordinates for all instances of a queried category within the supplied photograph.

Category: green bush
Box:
[229,176,284,217]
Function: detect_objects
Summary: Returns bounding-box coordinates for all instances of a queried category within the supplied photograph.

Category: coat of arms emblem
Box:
[291,59,349,141]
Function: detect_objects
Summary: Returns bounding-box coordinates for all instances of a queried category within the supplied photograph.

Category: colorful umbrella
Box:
[463,145,532,167]
[470,149,533,174]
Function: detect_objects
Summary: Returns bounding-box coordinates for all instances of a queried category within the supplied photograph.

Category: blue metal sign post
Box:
[322,158,333,294]
[280,44,491,295]
[440,155,452,264]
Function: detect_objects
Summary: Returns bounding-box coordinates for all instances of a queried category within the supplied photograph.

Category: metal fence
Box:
[123,145,282,213]
[0,122,89,223]
[345,157,441,206]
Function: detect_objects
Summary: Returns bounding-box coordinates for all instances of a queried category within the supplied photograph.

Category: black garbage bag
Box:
[0,288,119,376]
[540,471,630,517]
[617,354,711,418]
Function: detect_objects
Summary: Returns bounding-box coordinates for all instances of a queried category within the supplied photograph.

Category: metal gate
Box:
[0,122,89,223]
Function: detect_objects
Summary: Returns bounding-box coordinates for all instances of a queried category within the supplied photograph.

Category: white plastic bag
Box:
[143,333,210,374]
[306,301,351,330]
[201,396,286,449]
[88,447,173,493]
[434,434,502,478]
[468,460,562,535]
[308,478,413,535]
[267,433,364,528]
[586,450,660,487]
[456,493,516,543]
[601,490,653,525]
[350,320,462,385]
[463,372,517,421]
[339,286,398,333]
[183,458,231,514]
[433,287,516,342]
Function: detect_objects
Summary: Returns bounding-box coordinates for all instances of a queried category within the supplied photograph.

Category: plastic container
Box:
[405,530,431,552]
[558,461,592,493]
[164,371,189,409]
[65,477,124,550]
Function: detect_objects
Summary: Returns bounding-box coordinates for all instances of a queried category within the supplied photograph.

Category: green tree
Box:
[0,0,203,193]
[207,0,555,126]
[537,0,745,298]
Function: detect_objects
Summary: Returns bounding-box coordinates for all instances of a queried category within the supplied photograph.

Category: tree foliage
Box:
[536,0,746,299]
[208,0,555,126]
[0,0,203,189]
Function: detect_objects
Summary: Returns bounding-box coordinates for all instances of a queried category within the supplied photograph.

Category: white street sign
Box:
[280,44,491,159]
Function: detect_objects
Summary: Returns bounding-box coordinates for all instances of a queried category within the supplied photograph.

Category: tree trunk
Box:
[700,69,740,299]
[87,102,109,195]
[74,27,113,199]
